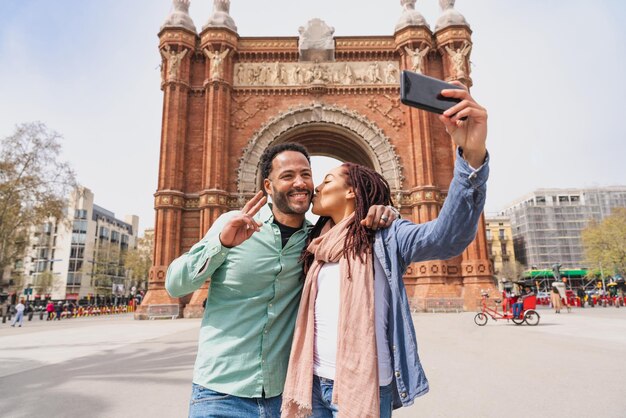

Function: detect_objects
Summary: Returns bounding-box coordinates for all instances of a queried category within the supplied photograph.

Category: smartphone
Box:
[400,70,463,115]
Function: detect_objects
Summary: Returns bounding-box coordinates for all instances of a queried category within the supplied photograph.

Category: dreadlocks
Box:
[301,163,393,274]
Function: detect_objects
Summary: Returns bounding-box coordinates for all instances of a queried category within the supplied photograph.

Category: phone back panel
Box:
[400,70,462,114]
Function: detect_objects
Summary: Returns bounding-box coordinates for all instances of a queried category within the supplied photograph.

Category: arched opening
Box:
[277,123,376,169]
[237,104,403,196]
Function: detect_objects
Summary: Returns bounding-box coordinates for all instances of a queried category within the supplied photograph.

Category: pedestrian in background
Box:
[2,299,10,323]
[11,299,25,327]
[55,301,63,320]
[577,288,586,308]
[551,286,562,313]
[46,301,55,320]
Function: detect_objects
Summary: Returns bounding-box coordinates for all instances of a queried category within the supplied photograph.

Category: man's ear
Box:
[263,179,272,196]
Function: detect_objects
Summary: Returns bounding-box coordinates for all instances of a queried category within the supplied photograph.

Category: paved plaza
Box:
[1,307,625,418]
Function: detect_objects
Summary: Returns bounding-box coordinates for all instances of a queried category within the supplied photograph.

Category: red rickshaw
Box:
[474,287,540,326]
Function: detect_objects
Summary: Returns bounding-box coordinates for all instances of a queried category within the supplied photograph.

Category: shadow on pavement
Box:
[0,337,196,417]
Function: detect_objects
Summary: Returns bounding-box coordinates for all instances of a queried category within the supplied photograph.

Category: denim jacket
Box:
[373,149,489,409]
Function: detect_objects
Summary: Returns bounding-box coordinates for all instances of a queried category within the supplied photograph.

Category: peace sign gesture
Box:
[219,191,267,248]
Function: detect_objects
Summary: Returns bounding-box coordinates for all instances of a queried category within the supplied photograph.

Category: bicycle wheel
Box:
[511,316,524,325]
[474,313,488,326]
[524,310,540,326]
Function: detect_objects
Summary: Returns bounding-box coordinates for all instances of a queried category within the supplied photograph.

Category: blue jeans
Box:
[311,375,393,418]
[11,311,23,327]
[512,302,524,318]
[188,383,281,418]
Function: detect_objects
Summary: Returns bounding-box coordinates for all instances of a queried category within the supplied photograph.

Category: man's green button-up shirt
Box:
[165,204,310,398]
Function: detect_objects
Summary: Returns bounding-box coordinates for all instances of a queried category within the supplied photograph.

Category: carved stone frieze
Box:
[365,94,406,131]
[461,260,493,277]
[396,188,448,207]
[154,192,185,209]
[233,61,400,87]
[230,96,270,129]
[335,39,395,49]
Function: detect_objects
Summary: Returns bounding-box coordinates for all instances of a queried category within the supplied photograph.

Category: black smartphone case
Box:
[400,70,462,114]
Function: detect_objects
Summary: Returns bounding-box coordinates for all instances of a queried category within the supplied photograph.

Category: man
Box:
[513,286,535,318]
[10,299,25,327]
[166,143,397,417]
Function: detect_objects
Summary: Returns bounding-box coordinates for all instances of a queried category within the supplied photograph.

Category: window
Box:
[70,246,85,259]
[486,230,492,240]
[111,231,120,243]
[71,233,86,244]
[499,229,505,240]
[72,220,88,233]
[501,242,508,256]
[99,227,109,239]
[69,260,83,272]
[74,209,88,219]
[34,261,48,273]
[43,222,54,235]
[68,272,82,286]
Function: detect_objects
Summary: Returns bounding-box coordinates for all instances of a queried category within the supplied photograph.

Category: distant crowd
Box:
[1,293,143,327]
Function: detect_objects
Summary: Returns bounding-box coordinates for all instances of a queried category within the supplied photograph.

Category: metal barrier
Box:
[423,298,464,313]
[147,304,179,320]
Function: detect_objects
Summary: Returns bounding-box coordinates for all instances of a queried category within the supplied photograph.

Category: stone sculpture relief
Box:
[435,0,469,31]
[204,0,237,32]
[233,61,400,87]
[445,42,471,78]
[396,0,428,31]
[161,0,196,32]
[404,46,430,74]
[204,48,230,80]
[298,18,335,50]
[160,45,188,80]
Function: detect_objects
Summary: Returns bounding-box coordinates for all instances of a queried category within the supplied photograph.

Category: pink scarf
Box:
[281,214,379,418]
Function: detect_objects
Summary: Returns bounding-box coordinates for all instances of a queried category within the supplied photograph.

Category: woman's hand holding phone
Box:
[439,82,488,169]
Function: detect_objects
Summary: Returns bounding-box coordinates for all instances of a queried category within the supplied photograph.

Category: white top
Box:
[313,258,393,386]
[15,303,25,313]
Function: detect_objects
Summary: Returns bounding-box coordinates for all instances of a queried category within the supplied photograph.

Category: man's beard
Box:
[271,187,311,215]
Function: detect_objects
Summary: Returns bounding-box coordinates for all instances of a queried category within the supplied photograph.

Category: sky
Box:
[1,0,625,234]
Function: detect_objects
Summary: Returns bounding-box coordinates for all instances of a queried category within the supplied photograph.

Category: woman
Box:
[281,159,487,418]
[551,285,562,313]
[281,82,488,418]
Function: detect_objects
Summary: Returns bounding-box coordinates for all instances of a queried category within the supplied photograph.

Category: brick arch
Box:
[237,103,403,195]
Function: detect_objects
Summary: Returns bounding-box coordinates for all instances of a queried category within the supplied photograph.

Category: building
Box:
[17,187,139,302]
[500,187,626,270]
[485,215,519,280]
[139,0,496,317]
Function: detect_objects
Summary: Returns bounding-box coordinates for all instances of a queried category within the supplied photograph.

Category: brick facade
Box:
[136,14,496,318]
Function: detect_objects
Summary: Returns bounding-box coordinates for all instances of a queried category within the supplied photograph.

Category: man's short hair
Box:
[259,143,311,181]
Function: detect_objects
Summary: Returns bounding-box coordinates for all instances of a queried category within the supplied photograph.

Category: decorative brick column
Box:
[136,27,196,319]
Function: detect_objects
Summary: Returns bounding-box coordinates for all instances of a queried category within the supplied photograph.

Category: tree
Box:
[124,231,153,290]
[582,208,626,277]
[34,270,55,296]
[0,123,76,281]
[8,272,25,294]
[91,242,122,299]
[498,260,526,281]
